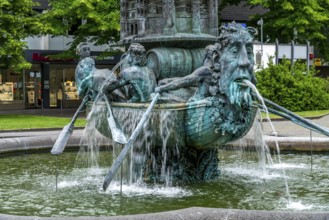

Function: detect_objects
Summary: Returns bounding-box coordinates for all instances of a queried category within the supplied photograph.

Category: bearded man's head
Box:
[217,22,257,108]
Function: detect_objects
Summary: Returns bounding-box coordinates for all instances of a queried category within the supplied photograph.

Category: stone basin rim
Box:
[1,207,329,220]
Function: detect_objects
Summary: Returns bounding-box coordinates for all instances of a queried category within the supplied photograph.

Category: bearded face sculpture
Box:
[186,23,258,148]
[218,24,256,108]
[212,23,257,142]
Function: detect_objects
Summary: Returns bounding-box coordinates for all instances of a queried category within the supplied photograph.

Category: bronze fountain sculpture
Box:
[51,0,329,192]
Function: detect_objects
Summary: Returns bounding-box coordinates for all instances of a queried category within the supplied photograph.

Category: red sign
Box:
[309,53,314,60]
[32,53,74,62]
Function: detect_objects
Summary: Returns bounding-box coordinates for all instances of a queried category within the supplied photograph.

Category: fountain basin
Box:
[2,144,329,219]
[2,129,329,154]
[89,100,258,150]
[2,119,329,220]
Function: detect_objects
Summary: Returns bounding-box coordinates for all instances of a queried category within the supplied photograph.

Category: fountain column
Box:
[137,0,147,36]
[192,0,201,34]
[120,0,128,39]
[163,0,176,35]
[208,0,218,36]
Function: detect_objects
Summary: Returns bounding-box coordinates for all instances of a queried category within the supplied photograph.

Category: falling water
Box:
[83,101,179,187]
[77,106,110,167]
[75,58,128,169]
[112,108,178,186]
[252,109,273,172]
[243,79,291,202]
[113,108,149,185]
[159,110,178,186]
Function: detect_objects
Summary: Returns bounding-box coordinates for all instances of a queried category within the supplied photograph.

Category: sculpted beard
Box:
[227,82,252,109]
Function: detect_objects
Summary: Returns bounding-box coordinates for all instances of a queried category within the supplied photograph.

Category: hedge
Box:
[255,59,329,111]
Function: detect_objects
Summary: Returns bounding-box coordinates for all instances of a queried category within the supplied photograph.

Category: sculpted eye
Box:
[247,47,253,55]
[246,43,253,55]
[230,47,238,55]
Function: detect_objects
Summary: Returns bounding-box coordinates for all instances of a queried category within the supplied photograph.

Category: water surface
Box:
[0,149,328,217]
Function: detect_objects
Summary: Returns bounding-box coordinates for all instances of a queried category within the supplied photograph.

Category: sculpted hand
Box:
[154,86,162,93]
[149,92,158,101]
[102,79,113,95]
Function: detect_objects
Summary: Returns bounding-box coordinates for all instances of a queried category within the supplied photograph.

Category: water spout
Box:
[93,58,127,103]
[243,79,291,202]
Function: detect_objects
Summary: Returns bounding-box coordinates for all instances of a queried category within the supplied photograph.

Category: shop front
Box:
[0,50,121,110]
[0,69,25,110]
[24,63,78,109]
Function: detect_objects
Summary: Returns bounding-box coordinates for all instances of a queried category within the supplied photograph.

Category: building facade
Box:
[0,1,313,110]
[0,0,123,110]
[0,35,122,110]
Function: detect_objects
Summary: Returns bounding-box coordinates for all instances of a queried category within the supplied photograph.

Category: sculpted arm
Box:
[78,74,93,97]
[156,66,210,93]
[103,77,127,95]
[102,70,130,96]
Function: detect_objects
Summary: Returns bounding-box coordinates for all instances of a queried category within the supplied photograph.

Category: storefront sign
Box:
[26,50,122,65]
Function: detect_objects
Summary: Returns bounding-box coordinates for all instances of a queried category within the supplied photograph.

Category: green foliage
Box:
[246,0,329,60]
[0,0,50,70]
[43,0,120,53]
[256,60,329,111]
[0,114,86,130]
[0,0,121,70]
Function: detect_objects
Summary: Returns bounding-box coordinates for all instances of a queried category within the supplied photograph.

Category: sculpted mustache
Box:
[228,82,251,107]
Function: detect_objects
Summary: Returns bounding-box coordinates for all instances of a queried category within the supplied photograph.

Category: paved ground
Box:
[262,114,329,138]
[0,108,80,118]
[0,108,329,152]
[1,108,329,135]
[227,114,329,151]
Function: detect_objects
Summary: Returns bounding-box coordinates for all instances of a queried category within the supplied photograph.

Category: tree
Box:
[0,0,121,70]
[43,0,121,58]
[0,0,51,70]
[218,0,243,10]
[247,0,329,60]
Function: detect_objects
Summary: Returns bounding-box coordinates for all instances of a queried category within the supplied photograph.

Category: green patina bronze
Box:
[77,0,259,184]
[75,42,126,101]
[55,0,329,187]
[103,43,157,103]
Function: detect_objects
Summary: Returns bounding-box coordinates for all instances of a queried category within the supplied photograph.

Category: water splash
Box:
[222,167,284,181]
[268,163,309,170]
[285,201,313,211]
[58,180,80,189]
[103,182,191,197]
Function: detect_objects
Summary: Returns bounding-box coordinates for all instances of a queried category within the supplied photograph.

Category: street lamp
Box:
[257,18,264,63]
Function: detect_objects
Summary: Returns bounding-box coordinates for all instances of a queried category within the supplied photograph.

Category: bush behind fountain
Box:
[256,59,329,111]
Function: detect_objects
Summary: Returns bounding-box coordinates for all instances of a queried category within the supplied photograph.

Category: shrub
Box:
[255,59,329,111]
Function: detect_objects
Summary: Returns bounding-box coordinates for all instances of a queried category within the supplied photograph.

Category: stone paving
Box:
[224,114,329,152]
[0,109,329,153]
[262,114,329,138]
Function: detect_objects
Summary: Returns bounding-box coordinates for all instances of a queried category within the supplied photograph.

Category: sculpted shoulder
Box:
[120,66,143,79]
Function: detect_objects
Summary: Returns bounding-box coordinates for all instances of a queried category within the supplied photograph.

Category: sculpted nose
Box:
[238,47,250,68]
